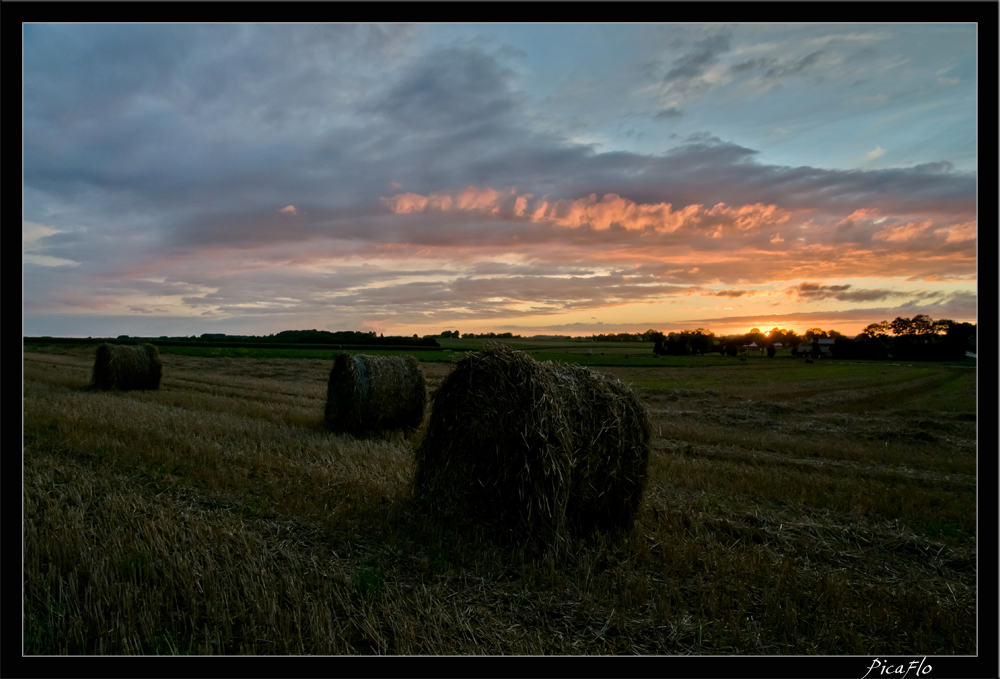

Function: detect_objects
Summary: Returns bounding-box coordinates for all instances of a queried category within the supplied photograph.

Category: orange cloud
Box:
[530,196,789,233]
[382,193,429,214]
[705,202,790,230]
[935,221,976,243]
[839,208,879,224]
[871,220,932,242]
[454,186,506,213]
[529,193,699,232]
[426,192,454,211]
[280,205,298,215]
[382,187,791,236]
[382,186,528,216]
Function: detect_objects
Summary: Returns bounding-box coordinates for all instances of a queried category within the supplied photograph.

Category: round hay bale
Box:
[91,343,163,391]
[325,353,427,437]
[413,344,651,543]
[548,361,651,534]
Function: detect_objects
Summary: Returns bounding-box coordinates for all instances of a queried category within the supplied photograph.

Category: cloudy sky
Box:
[23,23,978,338]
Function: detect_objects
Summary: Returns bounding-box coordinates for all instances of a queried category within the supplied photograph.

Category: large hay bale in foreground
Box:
[92,343,163,391]
[325,353,427,437]
[413,344,651,543]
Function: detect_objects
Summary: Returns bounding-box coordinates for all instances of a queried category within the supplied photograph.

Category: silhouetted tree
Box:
[861,321,892,339]
[851,332,891,360]
[648,331,667,356]
[663,332,690,355]
[747,326,764,342]
[938,320,976,360]
[890,315,941,359]
[784,330,803,351]
[689,329,716,355]
[804,328,828,343]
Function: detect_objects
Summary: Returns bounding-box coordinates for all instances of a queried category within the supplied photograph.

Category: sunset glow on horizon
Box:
[23,23,978,340]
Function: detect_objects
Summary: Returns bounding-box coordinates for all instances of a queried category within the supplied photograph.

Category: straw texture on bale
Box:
[413,344,651,543]
[91,343,163,391]
[325,353,427,437]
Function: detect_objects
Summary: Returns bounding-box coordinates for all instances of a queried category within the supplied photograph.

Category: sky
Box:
[23,23,979,339]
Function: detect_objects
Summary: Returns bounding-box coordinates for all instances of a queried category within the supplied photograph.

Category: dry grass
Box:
[22,347,978,656]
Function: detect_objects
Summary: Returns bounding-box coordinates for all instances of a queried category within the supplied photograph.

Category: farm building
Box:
[794,339,835,357]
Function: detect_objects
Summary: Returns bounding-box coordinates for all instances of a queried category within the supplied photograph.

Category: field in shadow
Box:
[23,348,976,654]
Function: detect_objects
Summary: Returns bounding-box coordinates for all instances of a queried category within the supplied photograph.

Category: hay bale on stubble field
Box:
[412,344,651,544]
[549,361,652,534]
[91,343,163,391]
[325,353,427,437]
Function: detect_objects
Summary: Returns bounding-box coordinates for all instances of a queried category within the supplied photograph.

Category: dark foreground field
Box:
[23,345,977,656]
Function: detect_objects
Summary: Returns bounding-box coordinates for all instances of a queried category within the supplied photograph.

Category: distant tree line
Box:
[458,331,521,339]
[198,329,441,347]
[42,316,968,360]
[589,331,666,342]
[645,329,719,356]
[840,315,975,361]
[714,315,975,362]
[606,314,975,363]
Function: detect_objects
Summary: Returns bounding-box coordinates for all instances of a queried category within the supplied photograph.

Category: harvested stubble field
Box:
[23,345,977,656]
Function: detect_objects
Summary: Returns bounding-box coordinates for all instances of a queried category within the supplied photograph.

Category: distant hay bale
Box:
[91,343,163,391]
[413,344,651,544]
[325,353,427,437]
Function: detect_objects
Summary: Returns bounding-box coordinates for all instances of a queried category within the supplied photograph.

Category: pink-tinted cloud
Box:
[935,221,977,243]
[279,205,298,215]
[704,202,790,231]
[871,220,932,242]
[514,193,532,217]
[531,194,791,234]
[382,187,791,235]
[382,186,528,216]
[529,193,698,232]
[382,192,430,214]
[453,186,507,213]
[838,208,880,224]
